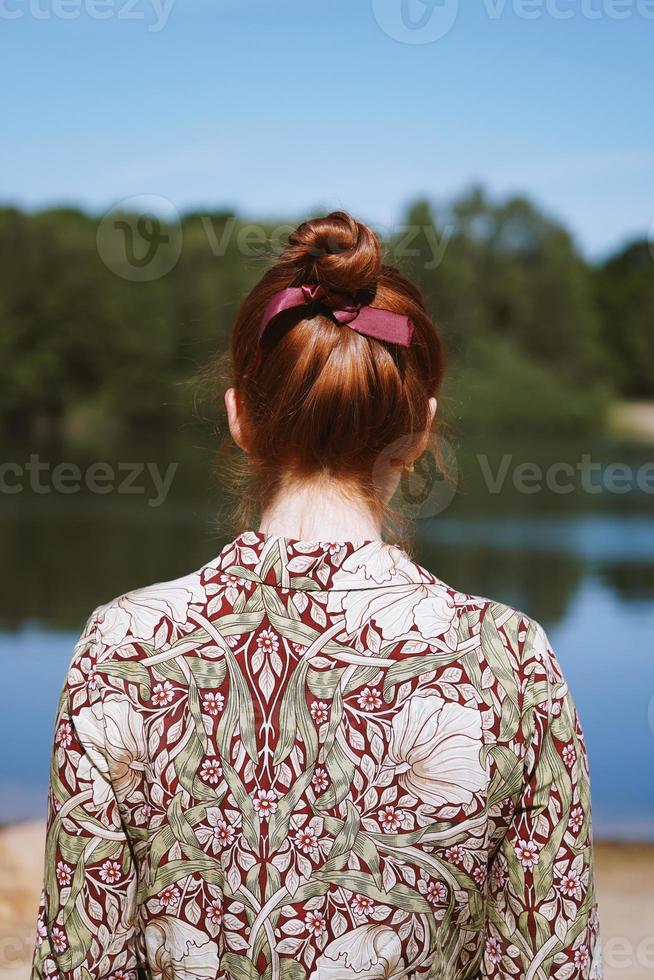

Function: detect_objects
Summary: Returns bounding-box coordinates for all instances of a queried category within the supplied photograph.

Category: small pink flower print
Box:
[305,910,326,937]
[292,642,307,655]
[220,573,240,604]
[445,845,465,865]
[515,840,540,869]
[200,759,223,784]
[206,899,223,926]
[310,701,330,724]
[562,743,576,767]
[87,668,99,690]
[312,767,329,792]
[202,691,225,716]
[110,971,133,980]
[473,865,487,886]
[491,860,507,888]
[570,806,584,834]
[214,819,236,848]
[351,894,374,916]
[56,721,72,748]
[253,789,278,818]
[378,805,404,831]
[257,629,279,654]
[56,861,73,886]
[574,945,589,969]
[35,918,47,947]
[357,687,382,711]
[152,681,175,706]
[294,827,319,854]
[99,860,122,884]
[485,937,502,965]
[425,880,447,905]
[558,868,581,897]
[159,884,180,908]
[51,927,67,953]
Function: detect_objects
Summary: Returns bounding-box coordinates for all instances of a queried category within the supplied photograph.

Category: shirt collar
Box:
[212,530,435,592]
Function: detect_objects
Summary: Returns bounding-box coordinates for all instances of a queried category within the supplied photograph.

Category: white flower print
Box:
[351,894,375,917]
[445,845,465,864]
[356,687,382,711]
[305,910,327,937]
[95,575,205,647]
[562,743,576,767]
[485,937,502,965]
[257,629,279,654]
[378,805,404,831]
[310,701,330,724]
[99,860,122,884]
[388,695,487,808]
[219,573,241,605]
[199,759,223,784]
[294,826,319,855]
[558,866,582,898]
[311,925,404,979]
[515,839,540,868]
[327,544,458,646]
[55,721,72,748]
[574,945,590,970]
[201,691,224,716]
[158,885,180,909]
[145,916,219,980]
[56,861,73,886]
[197,809,236,853]
[570,806,584,834]
[206,900,222,926]
[312,767,329,792]
[75,694,147,807]
[50,927,67,954]
[252,789,278,818]
[425,880,447,904]
[151,681,175,706]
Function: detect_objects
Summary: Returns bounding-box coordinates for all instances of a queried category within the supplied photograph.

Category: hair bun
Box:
[284,211,382,295]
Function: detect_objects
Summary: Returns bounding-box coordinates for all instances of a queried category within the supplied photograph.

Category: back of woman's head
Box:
[225,210,445,527]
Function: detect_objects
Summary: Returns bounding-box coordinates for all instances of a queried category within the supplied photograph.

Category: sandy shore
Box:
[1,823,652,979]
[609,400,654,444]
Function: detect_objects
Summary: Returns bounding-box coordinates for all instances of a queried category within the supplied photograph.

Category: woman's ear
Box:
[411,398,438,460]
[225,388,248,452]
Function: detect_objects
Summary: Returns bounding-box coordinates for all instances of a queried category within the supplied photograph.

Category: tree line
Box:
[0,188,651,443]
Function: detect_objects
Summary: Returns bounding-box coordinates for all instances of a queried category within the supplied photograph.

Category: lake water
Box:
[1,438,653,838]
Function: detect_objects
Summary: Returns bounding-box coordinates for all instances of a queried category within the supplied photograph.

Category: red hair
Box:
[222,211,445,531]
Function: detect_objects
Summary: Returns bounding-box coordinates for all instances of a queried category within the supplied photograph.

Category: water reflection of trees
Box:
[415,540,583,629]
[599,563,654,603]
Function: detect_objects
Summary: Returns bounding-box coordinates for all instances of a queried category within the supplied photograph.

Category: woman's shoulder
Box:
[78,560,215,659]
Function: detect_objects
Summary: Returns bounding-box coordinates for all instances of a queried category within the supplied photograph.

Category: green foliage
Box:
[0,192,646,442]
[595,240,654,397]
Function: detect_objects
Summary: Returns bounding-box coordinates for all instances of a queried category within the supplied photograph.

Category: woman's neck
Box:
[259,477,382,543]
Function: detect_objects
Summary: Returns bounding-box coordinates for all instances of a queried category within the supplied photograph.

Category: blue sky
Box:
[1,0,652,258]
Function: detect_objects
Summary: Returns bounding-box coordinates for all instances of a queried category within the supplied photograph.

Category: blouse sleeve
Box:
[483,623,602,978]
[31,614,139,980]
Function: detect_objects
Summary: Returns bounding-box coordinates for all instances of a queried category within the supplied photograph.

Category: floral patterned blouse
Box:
[33,532,601,980]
